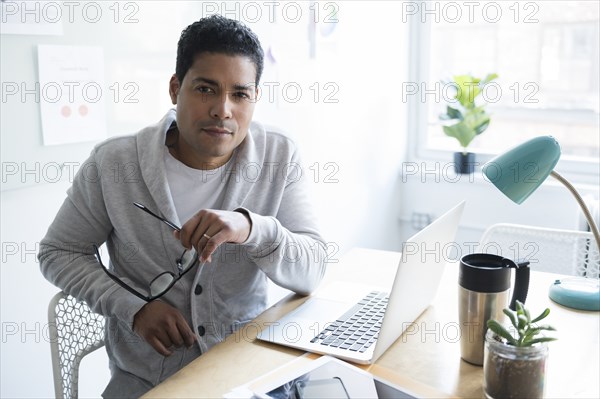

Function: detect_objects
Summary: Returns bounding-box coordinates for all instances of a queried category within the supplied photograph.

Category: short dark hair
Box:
[175,15,264,85]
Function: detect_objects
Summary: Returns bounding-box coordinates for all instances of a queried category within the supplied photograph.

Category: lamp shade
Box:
[482,136,561,204]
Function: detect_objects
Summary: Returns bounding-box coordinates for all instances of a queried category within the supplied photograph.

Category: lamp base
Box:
[549,277,600,311]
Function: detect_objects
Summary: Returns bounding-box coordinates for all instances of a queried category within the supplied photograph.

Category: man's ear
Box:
[169,74,180,105]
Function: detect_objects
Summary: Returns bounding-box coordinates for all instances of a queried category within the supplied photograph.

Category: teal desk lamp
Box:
[482,136,600,311]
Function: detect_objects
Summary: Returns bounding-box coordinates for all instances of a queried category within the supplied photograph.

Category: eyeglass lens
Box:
[148,249,198,297]
[150,273,175,297]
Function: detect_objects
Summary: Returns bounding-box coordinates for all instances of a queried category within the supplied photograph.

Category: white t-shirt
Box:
[164,146,231,225]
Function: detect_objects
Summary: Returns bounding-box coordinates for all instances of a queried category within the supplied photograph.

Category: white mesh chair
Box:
[48,292,105,399]
[479,223,599,278]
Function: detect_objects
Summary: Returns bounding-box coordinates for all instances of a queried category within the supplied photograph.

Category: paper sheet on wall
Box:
[37,45,107,145]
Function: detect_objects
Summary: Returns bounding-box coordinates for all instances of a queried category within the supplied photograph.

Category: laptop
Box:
[257,201,465,364]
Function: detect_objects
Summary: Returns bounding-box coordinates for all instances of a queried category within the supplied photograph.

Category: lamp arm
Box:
[550,171,600,249]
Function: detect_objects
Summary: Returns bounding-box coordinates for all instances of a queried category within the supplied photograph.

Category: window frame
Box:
[406,12,600,185]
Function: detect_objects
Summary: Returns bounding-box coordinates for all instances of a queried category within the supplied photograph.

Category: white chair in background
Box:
[48,292,105,399]
[479,223,599,278]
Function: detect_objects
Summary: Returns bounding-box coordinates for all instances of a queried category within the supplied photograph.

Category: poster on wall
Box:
[0,1,63,35]
[37,45,107,145]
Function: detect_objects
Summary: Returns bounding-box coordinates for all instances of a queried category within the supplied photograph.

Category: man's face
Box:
[169,53,258,169]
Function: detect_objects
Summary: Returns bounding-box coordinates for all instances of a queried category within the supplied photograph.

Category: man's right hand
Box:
[133,301,197,356]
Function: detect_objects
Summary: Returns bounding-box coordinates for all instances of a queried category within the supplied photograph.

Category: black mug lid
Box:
[459,253,515,293]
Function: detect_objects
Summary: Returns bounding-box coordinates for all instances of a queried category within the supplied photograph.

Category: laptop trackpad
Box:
[290,298,350,323]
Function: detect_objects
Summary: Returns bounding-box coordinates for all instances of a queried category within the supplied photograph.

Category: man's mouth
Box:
[201,126,233,136]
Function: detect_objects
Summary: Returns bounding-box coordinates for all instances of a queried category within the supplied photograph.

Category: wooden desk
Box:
[143,248,600,398]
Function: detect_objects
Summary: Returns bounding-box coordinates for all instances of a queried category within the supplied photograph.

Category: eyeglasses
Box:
[93,203,200,302]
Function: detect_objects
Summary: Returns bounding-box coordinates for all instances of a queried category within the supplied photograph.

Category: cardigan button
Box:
[194,284,202,295]
[197,325,205,336]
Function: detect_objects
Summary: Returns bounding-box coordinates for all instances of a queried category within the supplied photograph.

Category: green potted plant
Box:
[439,73,498,174]
[484,301,557,399]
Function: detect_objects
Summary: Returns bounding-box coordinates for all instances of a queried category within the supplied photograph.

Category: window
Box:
[409,1,599,178]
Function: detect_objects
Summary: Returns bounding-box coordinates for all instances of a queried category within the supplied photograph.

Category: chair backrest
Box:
[479,223,599,278]
[48,292,105,399]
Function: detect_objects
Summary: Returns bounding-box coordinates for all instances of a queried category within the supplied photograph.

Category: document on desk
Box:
[224,355,418,399]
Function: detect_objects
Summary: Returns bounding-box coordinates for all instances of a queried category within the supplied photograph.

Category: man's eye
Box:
[196,86,214,94]
[233,92,250,100]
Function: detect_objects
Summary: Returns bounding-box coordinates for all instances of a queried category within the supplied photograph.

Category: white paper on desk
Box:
[225,355,378,399]
[37,45,107,145]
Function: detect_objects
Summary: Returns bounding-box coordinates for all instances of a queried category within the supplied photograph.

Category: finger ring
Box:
[203,233,211,239]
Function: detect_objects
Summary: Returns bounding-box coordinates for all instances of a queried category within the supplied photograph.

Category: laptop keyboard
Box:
[310,291,388,353]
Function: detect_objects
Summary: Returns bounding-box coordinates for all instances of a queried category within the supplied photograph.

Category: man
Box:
[39,15,326,398]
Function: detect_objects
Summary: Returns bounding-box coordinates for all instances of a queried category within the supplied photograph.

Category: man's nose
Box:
[210,93,233,119]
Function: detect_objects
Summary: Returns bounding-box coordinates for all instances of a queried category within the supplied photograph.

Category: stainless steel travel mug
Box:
[458,254,530,365]
[458,282,508,365]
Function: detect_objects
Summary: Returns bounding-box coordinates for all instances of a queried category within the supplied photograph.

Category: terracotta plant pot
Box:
[483,331,549,399]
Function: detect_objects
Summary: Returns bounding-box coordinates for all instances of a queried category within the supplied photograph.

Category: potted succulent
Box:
[439,73,498,174]
[484,301,557,399]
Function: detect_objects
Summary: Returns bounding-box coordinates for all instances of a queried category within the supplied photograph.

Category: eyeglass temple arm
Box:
[93,245,153,302]
[133,202,181,231]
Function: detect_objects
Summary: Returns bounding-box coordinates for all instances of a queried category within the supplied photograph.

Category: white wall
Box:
[1,4,203,396]
[1,181,112,398]
[1,2,408,397]
[2,2,597,397]
[397,165,599,253]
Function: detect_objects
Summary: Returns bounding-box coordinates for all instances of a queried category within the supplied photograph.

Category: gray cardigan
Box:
[39,109,327,396]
